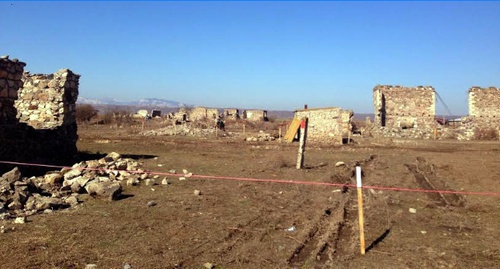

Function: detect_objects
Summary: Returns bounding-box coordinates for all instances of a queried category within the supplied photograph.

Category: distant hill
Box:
[77,97,186,108]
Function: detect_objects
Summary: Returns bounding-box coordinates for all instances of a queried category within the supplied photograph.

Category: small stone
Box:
[182,169,188,174]
[409,208,417,214]
[123,263,132,269]
[169,169,176,174]
[194,190,201,196]
[85,264,98,269]
[43,209,53,214]
[157,164,163,167]
[147,201,157,207]
[203,262,214,269]
[335,161,345,167]
[161,178,169,185]
[145,178,156,186]
[421,231,427,234]
[185,172,193,178]
[179,177,186,181]
[14,217,26,224]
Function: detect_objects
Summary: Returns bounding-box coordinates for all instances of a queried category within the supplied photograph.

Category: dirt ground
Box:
[0,121,499,269]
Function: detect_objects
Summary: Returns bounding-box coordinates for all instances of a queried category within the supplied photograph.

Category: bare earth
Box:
[0,122,499,269]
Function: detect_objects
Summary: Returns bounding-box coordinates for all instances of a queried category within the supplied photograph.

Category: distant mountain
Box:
[77,97,186,108]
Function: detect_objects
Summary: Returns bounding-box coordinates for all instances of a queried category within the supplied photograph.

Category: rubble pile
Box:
[141,124,216,137]
[0,152,154,220]
[245,131,276,142]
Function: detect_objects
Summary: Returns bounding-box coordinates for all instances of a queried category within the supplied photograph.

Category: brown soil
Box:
[0,122,499,269]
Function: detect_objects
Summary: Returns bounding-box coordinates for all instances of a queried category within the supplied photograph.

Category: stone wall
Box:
[189,107,219,122]
[16,69,79,129]
[0,56,26,124]
[0,56,79,174]
[372,85,436,138]
[294,107,353,144]
[243,110,268,121]
[223,109,239,120]
[468,87,500,117]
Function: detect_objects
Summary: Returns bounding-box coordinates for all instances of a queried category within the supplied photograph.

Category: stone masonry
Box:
[243,109,268,121]
[0,56,80,174]
[223,108,239,120]
[372,85,436,138]
[294,107,353,144]
[189,107,219,122]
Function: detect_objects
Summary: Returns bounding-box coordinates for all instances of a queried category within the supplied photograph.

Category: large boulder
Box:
[2,167,21,184]
[85,181,122,201]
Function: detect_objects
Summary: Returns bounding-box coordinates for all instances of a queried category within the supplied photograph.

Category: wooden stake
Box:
[356,166,366,255]
[243,124,246,135]
[279,127,282,143]
[434,127,437,140]
[296,118,308,169]
[141,118,145,131]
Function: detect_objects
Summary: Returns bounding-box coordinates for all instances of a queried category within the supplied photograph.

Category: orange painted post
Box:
[356,166,366,255]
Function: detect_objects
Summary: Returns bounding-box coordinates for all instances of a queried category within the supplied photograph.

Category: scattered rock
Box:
[123,263,132,269]
[179,177,186,181]
[335,161,346,167]
[147,201,157,207]
[194,190,201,196]
[14,216,26,224]
[161,178,169,185]
[85,181,122,201]
[2,167,21,184]
[409,208,417,214]
[203,262,215,269]
[85,264,98,269]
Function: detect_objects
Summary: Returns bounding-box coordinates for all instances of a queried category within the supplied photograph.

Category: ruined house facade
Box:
[223,109,239,120]
[372,85,436,138]
[294,107,353,144]
[0,56,79,173]
[458,87,500,139]
[242,109,268,121]
[189,107,219,122]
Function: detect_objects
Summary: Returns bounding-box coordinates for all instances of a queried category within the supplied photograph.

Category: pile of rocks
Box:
[141,124,216,137]
[245,131,276,142]
[0,152,154,220]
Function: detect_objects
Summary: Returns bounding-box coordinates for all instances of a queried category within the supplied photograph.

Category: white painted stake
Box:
[356,166,366,255]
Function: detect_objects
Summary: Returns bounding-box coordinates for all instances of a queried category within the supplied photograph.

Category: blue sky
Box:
[1,1,500,114]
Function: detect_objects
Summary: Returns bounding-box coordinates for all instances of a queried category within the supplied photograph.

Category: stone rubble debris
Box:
[0,152,178,220]
[245,132,276,142]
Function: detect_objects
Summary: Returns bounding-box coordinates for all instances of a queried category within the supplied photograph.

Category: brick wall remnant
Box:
[294,107,353,144]
[242,109,268,121]
[0,55,79,174]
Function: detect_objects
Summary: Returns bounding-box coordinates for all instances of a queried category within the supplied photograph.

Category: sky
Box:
[1,1,500,114]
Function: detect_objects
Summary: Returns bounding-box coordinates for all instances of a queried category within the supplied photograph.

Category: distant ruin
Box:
[223,108,239,120]
[0,56,79,173]
[294,107,353,144]
[242,109,268,121]
[189,107,219,122]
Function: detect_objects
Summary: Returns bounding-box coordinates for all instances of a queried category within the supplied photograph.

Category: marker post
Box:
[356,166,366,255]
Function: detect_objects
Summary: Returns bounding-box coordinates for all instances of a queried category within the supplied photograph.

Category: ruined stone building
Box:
[189,107,219,122]
[294,107,353,144]
[458,86,500,139]
[223,108,239,120]
[0,56,80,173]
[242,109,268,121]
[372,85,437,138]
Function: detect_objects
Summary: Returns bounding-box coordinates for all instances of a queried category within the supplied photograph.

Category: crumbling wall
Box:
[0,56,79,174]
[457,87,500,140]
[223,108,239,120]
[294,107,353,144]
[189,107,219,122]
[372,85,436,139]
[468,87,500,117]
[16,69,79,129]
[243,110,268,121]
